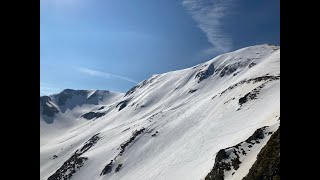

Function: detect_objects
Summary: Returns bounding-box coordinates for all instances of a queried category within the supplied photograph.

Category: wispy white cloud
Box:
[182,0,234,54]
[40,82,62,96]
[75,67,138,84]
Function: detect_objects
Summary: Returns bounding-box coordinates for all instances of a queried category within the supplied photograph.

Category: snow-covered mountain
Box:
[40,44,280,180]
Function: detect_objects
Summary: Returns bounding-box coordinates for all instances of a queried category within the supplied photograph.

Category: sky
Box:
[40,0,279,96]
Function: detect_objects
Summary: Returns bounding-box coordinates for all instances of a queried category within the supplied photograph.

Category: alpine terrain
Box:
[40,44,280,180]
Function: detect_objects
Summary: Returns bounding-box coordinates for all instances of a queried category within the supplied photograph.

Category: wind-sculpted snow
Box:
[124,75,159,97]
[40,44,280,180]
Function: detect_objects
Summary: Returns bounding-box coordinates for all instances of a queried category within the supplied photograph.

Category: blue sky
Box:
[40,0,279,96]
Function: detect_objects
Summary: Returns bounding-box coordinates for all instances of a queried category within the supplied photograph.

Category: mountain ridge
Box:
[40,44,280,180]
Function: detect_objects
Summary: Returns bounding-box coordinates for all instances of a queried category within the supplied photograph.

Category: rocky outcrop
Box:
[40,96,59,117]
[242,127,280,180]
[195,63,215,83]
[81,112,106,120]
[47,134,100,180]
[219,75,280,97]
[119,128,145,156]
[100,160,113,175]
[205,126,270,180]
[238,83,266,109]
[116,99,131,111]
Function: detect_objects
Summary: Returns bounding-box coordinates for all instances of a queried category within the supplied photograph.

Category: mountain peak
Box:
[41,45,280,180]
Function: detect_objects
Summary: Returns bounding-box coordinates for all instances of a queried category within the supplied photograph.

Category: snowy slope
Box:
[40,44,280,180]
[40,90,124,146]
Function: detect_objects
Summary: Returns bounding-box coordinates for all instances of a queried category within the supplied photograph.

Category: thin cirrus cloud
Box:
[75,67,138,84]
[40,83,62,96]
[182,0,234,55]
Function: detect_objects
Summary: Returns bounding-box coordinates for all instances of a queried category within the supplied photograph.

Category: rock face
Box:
[47,134,100,180]
[100,160,113,175]
[40,96,60,117]
[118,128,145,156]
[204,126,275,180]
[81,112,106,120]
[40,89,123,124]
[195,63,215,83]
[116,99,131,111]
[100,128,145,176]
[242,127,280,180]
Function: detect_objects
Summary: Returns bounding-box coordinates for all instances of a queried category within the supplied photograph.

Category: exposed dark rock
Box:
[205,149,231,180]
[116,99,131,111]
[218,59,252,78]
[151,131,159,137]
[47,133,100,180]
[40,96,60,118]
[205,126,269,180]
[115,164,122,172]
[245,127,266,143]
[242,127,280,180]
[100,160,113,175]
[238,84,266,109]
[220,75,280,97]
[122,127,130,132]
[101,128,145,176]
[119,128,145,156]
[98,106,105,110]
[50,89,108,113]
[220,64,238,77]
[248,62,256,68]
[125,85,140,97]
[189,89,197,93]
[47,155,88,180]
[81,112,106,120]
[79,134,101,154]
[52,155,58,159]
[56,90,75,106]
[195,63,215,83]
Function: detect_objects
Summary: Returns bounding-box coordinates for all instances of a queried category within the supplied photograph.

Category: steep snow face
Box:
[40,44,280,180]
